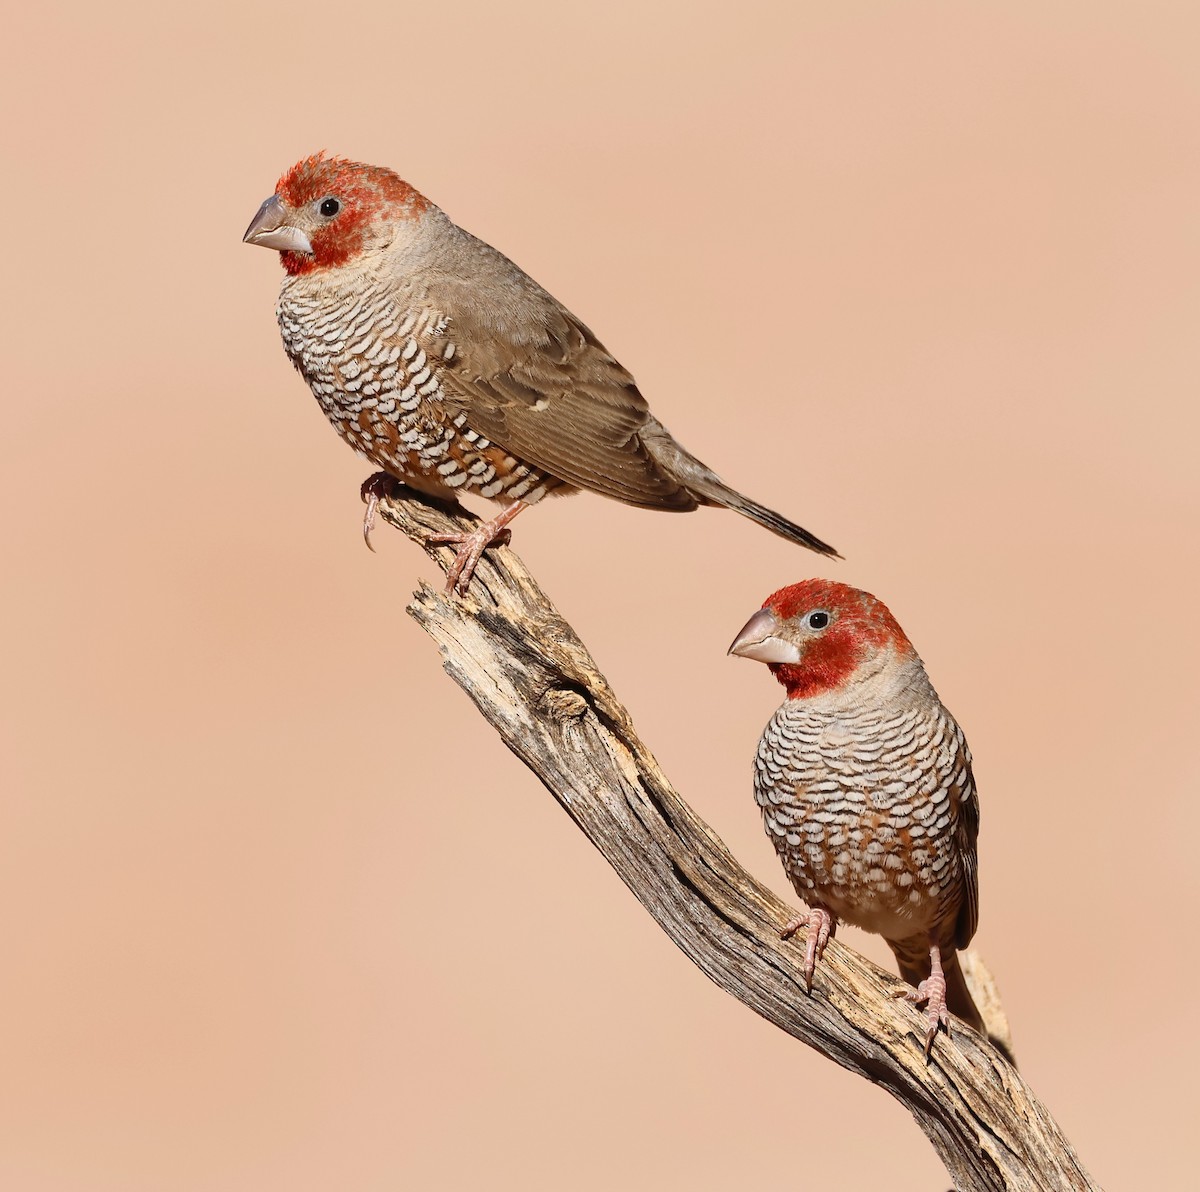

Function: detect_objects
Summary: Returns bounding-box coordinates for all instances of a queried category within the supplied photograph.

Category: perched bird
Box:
[729,580,985,1057]
[244,154,837,592]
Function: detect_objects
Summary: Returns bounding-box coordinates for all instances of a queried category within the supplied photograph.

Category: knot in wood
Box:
[540,687,589,721]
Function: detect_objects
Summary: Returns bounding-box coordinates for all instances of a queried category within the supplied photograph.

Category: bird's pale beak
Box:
[728,607,802,664]
[243,194,313,255]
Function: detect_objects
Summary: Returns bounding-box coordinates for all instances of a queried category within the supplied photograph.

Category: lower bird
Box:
[729,579,987,1058]
[244,154,837,592]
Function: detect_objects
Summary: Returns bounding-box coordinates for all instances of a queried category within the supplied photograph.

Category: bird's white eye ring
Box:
[806,610,831,630]
[318,197,342,218]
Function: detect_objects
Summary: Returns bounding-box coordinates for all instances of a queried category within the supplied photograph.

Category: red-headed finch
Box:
[244,154,837,592]
[729,580,987,1058]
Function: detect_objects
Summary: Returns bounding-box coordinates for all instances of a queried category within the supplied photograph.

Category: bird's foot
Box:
[360,472,403,552]
[893,943,950,1059]
[426,501,528,595]
[780,906,836,992]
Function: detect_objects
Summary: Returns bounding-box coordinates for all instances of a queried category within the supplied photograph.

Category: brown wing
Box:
[953,749,981,950]
[435,283,698,510]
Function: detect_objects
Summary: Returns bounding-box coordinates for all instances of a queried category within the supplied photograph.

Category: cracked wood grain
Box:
[376,485,1097,1192]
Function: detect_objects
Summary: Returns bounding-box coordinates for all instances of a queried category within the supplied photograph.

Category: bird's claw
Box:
[426,525,512,594]
[893,945,950,1059]
[356,474,525,594]
[780,907,835,992]
[360,472,400,552]
[425,502,527,596]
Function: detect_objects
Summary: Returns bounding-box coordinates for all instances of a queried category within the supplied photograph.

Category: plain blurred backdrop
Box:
[3,2,1197,1188]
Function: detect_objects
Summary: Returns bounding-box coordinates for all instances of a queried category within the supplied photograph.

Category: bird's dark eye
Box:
[806,611,830,630]
[319,197,341,217]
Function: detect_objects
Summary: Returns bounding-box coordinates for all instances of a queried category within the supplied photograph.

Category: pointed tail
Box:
[700,480,841,557]
[640,418,840,557]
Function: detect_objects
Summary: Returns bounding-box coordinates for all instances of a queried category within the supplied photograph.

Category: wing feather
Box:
[953,747,981,949]
[433,261,698,509]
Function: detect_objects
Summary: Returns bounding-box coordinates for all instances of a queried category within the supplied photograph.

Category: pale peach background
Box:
[3,2,1196,1188]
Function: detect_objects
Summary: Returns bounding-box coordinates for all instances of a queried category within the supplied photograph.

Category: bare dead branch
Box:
[378,486,1096,1192]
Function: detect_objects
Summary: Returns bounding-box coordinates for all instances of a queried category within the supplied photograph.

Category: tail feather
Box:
[705,484,841,558]
[640,418,839,557]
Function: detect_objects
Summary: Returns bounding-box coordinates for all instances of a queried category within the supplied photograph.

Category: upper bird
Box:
[729,580,988,1058]
[244,154,837,592]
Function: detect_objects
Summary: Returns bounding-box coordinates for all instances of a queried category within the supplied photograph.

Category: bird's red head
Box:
[729,579,914,699]
[243,153,431,275]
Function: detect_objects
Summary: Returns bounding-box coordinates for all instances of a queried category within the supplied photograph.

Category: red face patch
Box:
[762,580,912,698]
[273,153,430,275]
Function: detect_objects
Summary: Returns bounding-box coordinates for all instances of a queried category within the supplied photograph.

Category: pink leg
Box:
[426,501,529,595]
[893,942,950,1059]
[360,472,401,552]
[780,906,836,992]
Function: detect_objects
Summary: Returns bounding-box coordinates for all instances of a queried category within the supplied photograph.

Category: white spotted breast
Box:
[753,668,977,945]
[276,270,561,504]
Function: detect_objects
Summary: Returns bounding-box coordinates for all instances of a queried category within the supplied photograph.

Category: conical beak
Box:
[243,195,313,255]
[727,607,802,664]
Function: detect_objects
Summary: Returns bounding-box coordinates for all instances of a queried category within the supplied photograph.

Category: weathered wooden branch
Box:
[378,487,1096,1192]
